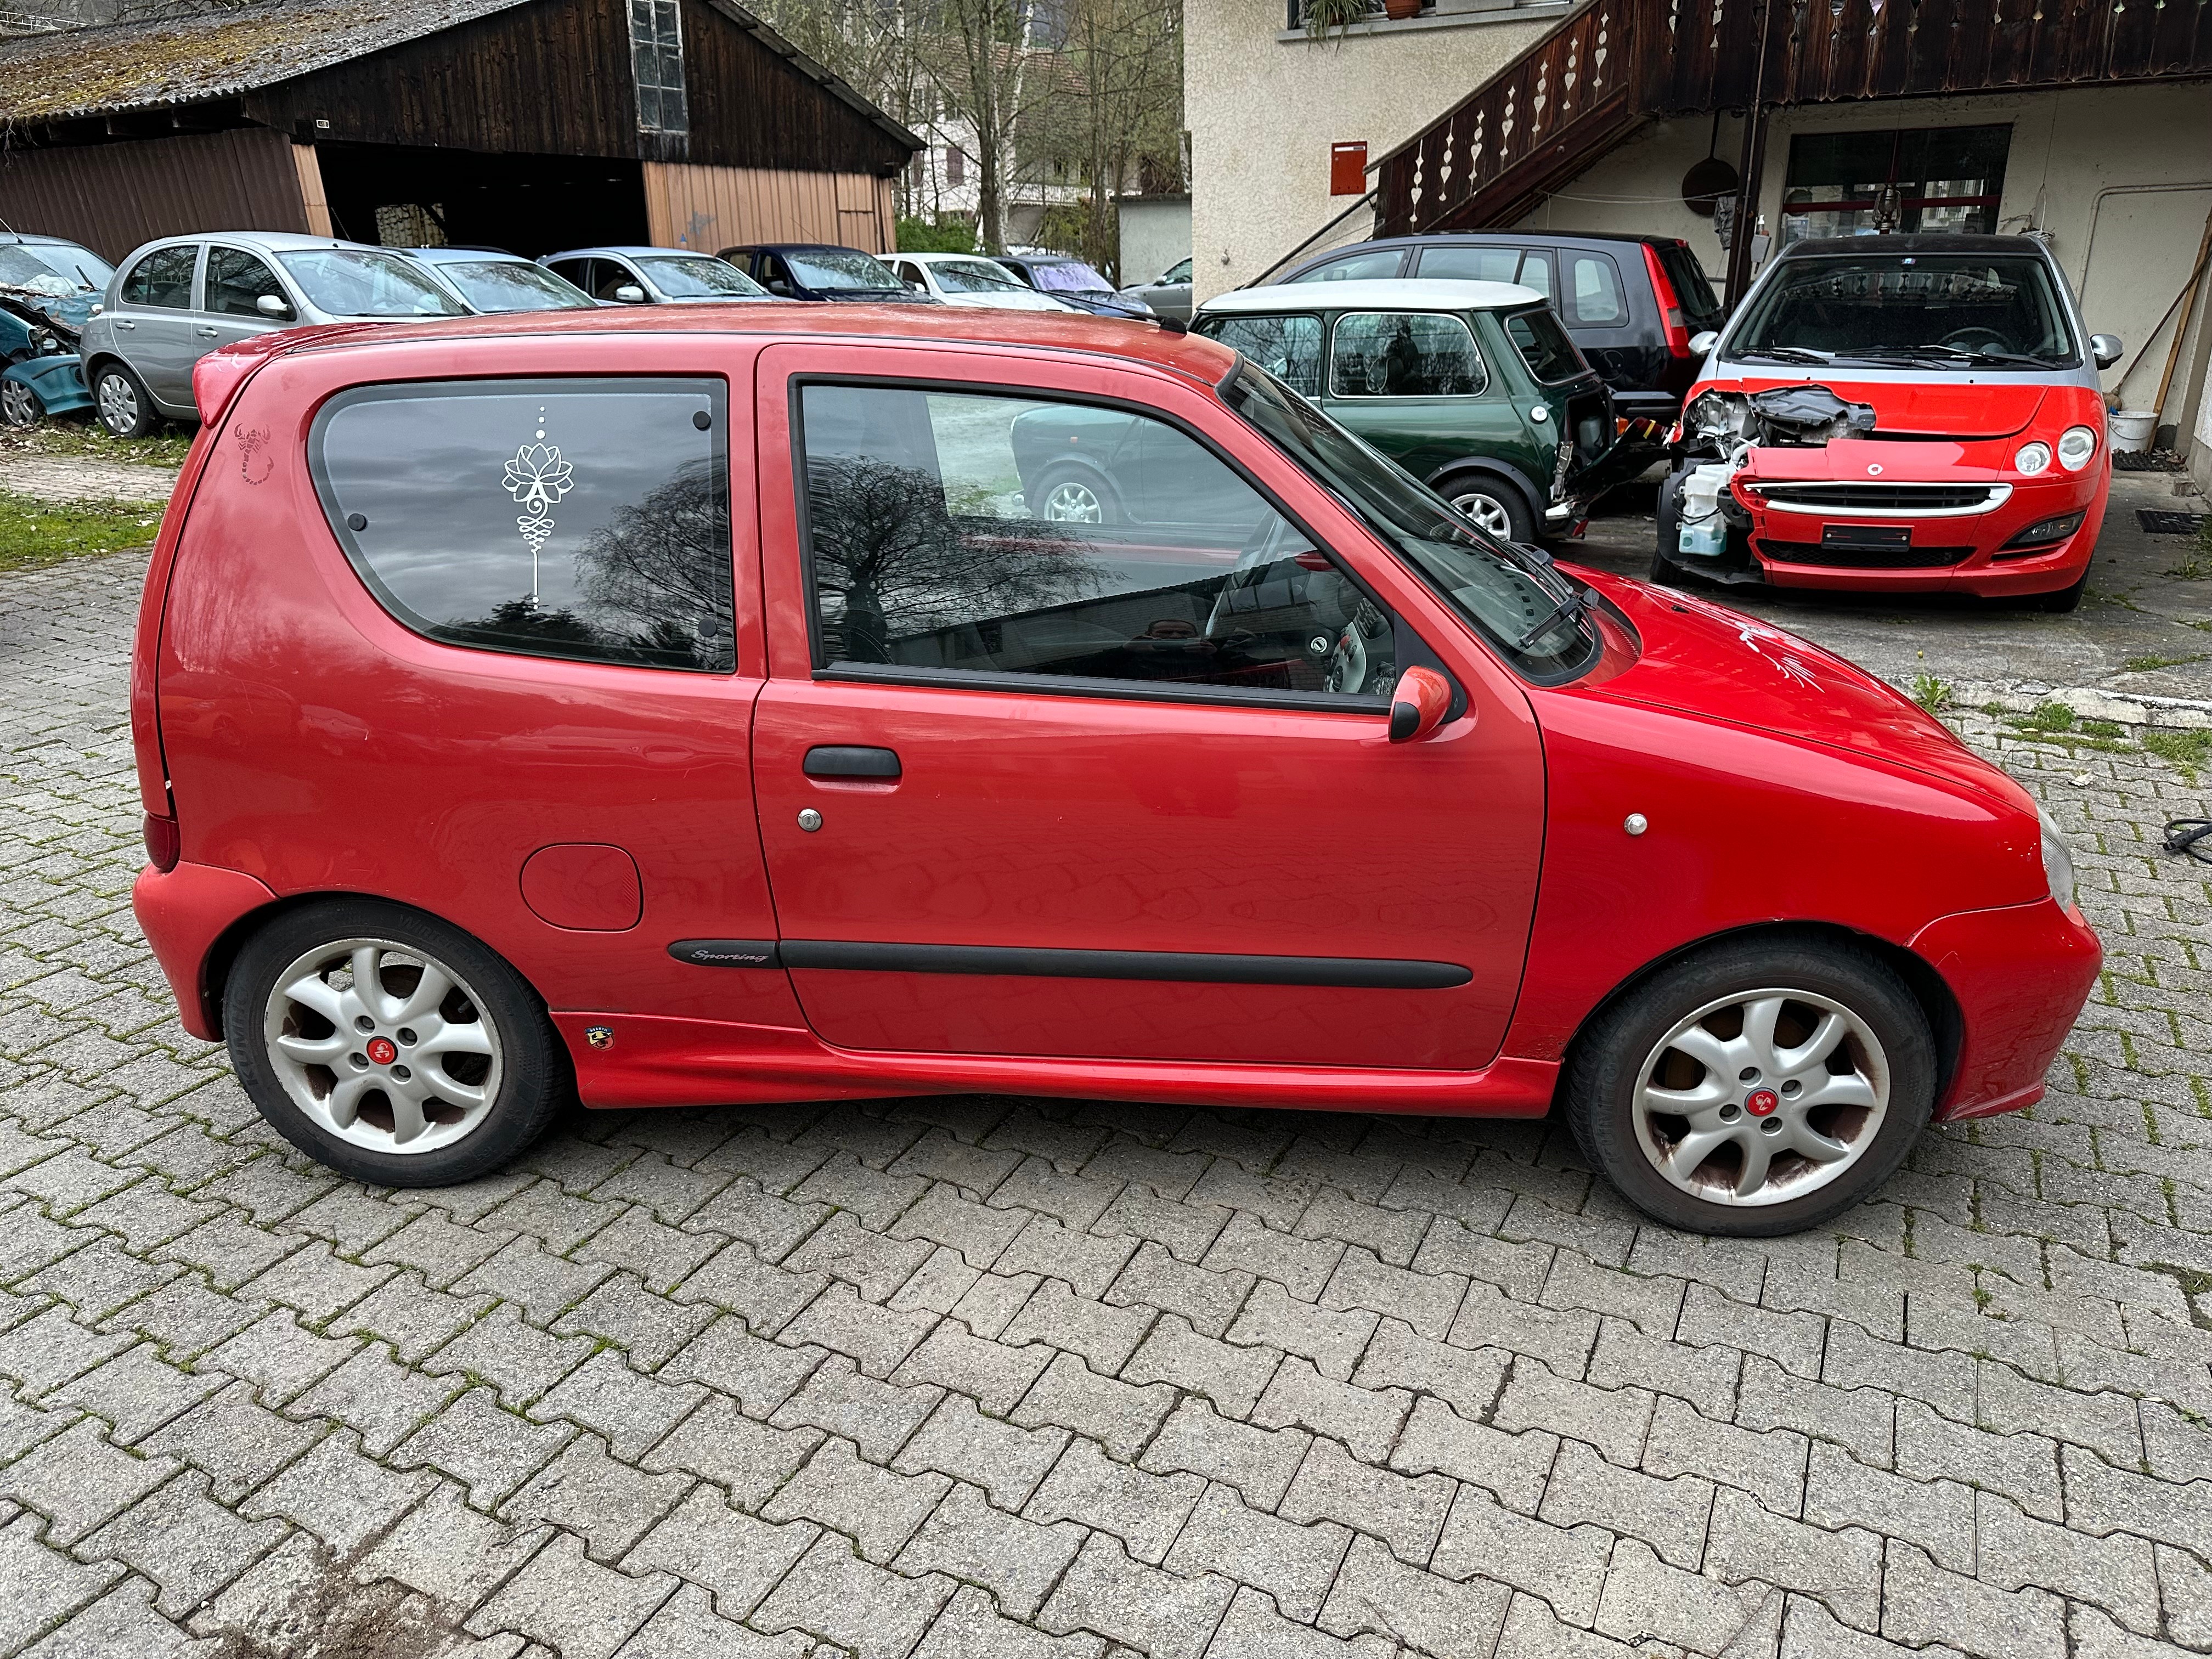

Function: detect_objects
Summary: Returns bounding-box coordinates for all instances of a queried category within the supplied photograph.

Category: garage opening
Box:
[314,143,649,258]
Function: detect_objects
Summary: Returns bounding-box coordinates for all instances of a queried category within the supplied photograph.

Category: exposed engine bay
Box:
[1660,385,1879,571]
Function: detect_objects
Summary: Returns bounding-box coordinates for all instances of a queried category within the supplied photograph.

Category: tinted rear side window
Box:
[1657,244,1725,328]
[1413,245,1521,283]
[1286,249,1407,283]
[311,377,734,671]
[121,245,198,309]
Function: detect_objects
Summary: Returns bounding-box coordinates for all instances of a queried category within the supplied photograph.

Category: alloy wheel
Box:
[1449,490,1515,538]
[0,380,37,428]
[1630,987,1889,1207]
[261,937,503,1155]
[1041,479,1104,522]
[96,372,140,436]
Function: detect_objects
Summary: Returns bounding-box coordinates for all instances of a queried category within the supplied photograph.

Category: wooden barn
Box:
[0,0,922,262]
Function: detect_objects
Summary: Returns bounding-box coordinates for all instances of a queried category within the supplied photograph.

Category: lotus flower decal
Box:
[503,411,575,602]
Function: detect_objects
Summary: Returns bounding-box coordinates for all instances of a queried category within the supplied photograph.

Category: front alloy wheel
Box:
[1040,477,1107,522]
[0,379,41,429]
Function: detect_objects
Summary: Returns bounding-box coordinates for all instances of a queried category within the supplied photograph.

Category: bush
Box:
[894,217,976,255]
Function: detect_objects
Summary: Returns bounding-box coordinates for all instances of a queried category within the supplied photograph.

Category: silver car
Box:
[80,232,468,437]
[537,246,770,306]
[1118,256,1192,323]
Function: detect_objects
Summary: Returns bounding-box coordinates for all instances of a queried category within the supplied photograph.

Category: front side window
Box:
[798,383,1401,702]
[1505,307,1586,382]
[1223,363,1599,682]
[312,378,733,672]
[636,255,768,298]
[276,249,465,317]
[437,261,596,312]
[630,0,689,134]
[1413,245,1521,284]
[120,245,198,309]
[1197,313,1324,398]
[1287,249,1405,284]
[1161,258,1192,284]
[1726,252,2076,366]
[1329,312,1486,398]
[205,247,289,318]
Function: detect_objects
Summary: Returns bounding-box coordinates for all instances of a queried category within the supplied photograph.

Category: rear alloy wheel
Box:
[0,378,41,429]
[1439,475,1534,543]
[93,364,158,439]
[225,899,567,1185]
[1566,937,1934,1234]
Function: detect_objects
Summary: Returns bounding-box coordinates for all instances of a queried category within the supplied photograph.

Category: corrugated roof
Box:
[0,0,534,122]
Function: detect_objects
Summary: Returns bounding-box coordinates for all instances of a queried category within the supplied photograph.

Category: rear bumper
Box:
[132,860,277,1041]
[1914,896,2101,1120]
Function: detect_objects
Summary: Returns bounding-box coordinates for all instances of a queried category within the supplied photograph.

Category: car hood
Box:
[1568,568,2028,809]
[1710,374,2050,440]
[0,285,97,332]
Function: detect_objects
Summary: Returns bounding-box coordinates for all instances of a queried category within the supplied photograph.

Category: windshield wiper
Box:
[1733,347,1830,365]
[1514,585,1588,651]
[1846,344,2061,370]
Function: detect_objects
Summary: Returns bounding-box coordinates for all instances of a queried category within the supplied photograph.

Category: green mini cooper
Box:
[1193,278,1632,543]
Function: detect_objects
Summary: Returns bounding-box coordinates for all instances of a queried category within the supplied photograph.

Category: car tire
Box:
[0,377,42,430]
[1031,465,1122,524]
[1436,473,1536,544]
[224,898,569,1187]
[2034,570,2089,614]
[1563,934,1936,1237]
[92,363,159,439]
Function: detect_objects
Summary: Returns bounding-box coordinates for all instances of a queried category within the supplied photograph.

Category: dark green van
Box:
[1193,278,1624,543]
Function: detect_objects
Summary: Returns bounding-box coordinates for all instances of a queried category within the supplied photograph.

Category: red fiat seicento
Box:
[130,306,2098,1235]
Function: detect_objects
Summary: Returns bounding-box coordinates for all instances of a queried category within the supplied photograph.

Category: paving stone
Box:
[335,1271,495,1364]
[503,1431,693,1562]
[1164,1481,1351,1621]
[195,1310,359,1407]
[1588,1318,1741,1420]
[1226,1280,1379,1381]
[895,1481,1086,1619]
[1250,1359,1412,1464]
[238,1240,396,1323]
[136,1380,323,1503]
[0,1509,126,1654]
[75,1468,286,1617]
[0,1304,134,1397]
[613,1581,816,1659]
[1882,1542,2066,1659]
[1592,1539,1780,1656]
[1012,1351,1175,1462]
[240,1425,439,1554]
[660,1314,821,1417]
[43,1340,225,1444]
[0,1418,177,1543]
[2058,1441,2212,1561]
[1025,1437,1203,1564]
[895,1395,1069,1511]
[356,1478,555,1617]
[1799,1438,1971,1574]
[1038,1531,1235,1659]
[912,1583,1107,1659]
[1105,1242,1251,1338]
[749,1531,955,1659]
[1203,1586,1397,1658]
[763,1435,950,1562]
[1541,1437,1713,1570]
[1317,1532,1509,1659]
[768,1355,941,1464]
[1003,1280,1155,1374]
[391,1384,574,1509]
[1202,1213,1342,1302]
[1702,1487,1880,1633]
[1736,1358,1893,1470]
[20,1576,227,1659]
[1123,1315,1281,1418]
[1388,1393,1554,1515]
[1351,1319,1509,1421]
[1976,1488,2159,1636]
[1141,1395,1312,1511]
[777,1281,937,1377]
[1431,1482,1611,1629]
[287,1339,466,1455]
[674,1243,827,1338]
[1279,1434,1452,1567]
[893,1318,1053,1415]
[466,1531,676,1659]
[639,1395,821,1507]
[622,1483,817,1621]
[527,1350,706,1460]
[1491,1358,1652,1469]
[1894,1401,2062,1522]
[424,1304,596,1408]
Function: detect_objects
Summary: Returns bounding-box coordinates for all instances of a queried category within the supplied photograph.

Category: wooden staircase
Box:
[1376,0,2212,238]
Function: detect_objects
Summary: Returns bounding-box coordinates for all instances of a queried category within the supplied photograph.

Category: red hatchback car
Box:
[131,306,2099,1235]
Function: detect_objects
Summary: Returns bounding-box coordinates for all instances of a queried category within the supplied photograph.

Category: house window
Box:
[1780,124,2010,245]
[630,0,688,135]
[946,147,966,188]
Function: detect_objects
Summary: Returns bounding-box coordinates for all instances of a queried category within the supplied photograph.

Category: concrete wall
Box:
[1117,195,1192,286]
[1184,0,1565,303]
[1511,82,2212,445]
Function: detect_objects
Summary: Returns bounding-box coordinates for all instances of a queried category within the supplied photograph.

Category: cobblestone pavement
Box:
[4,548,2212,1659]
[0,454,178,504]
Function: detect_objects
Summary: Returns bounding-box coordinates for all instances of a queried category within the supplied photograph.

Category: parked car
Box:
[887,251,1071,311]
[995,252,1152,318]
[1118,256,1192,324]
[132,305,2098,1234]
[1193,279,1640,541]
[80,233,467,437]
[0,233,111,427]
[1654,233,2116,613]
[718,244,934,303]
[404,248,596,313]
[1280,232,1727,426]
[539,247,770,306]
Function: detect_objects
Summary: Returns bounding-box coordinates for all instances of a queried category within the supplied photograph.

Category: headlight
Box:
[2057,425,2098,471]
[2040,806,2078,907]
[2013,441,2051,476]
[1687,390,1746,438]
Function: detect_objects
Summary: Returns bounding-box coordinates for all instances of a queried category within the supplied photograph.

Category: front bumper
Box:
[1912,895,2101,1120]
[1736,470,2105,596]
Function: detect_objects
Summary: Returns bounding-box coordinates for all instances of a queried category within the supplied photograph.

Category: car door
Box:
[545,257,602,299]
[1152,258,1192,321]
[199,245,297,354]
[747,340,1545,1069]
[111,243,203,408]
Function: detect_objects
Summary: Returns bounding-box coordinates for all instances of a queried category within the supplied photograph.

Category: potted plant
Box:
[1304,0,1368,38]
[1384,0,1424,18]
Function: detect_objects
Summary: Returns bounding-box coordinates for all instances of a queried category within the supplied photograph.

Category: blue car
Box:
[0,233,109,428]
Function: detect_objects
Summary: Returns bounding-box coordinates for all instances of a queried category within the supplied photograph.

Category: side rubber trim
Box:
[776,940,1472,989]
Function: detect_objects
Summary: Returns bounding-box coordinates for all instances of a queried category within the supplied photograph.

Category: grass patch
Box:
[1910,674,1954,713]
[2004,701,2076,733]
[2164,557,2208,581]
[0,490,162,572]
[2081,719,2126,738]
[0,420,194,470]
[2125,653,2205,673]
[2142,727,2212,781]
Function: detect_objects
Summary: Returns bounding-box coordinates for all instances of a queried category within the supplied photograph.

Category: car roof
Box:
[730,243,880,255]
[1775,233,2055,259]
[1200,279,1545,314]
[404,247,533,263]
[1305,230,1685,256]
[206,303,1232,387]
[901,251,1010,264]
[3,233,95,250]
[132,231,395,255]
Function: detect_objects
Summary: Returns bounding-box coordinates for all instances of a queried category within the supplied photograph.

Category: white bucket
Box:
[2110,409,2158,453]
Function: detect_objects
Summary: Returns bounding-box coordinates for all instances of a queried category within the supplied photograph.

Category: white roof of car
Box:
[900,252,1015,266]
[1199,279,1545,315]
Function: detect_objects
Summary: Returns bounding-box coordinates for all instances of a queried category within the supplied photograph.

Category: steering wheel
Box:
[1940,326,2012,353]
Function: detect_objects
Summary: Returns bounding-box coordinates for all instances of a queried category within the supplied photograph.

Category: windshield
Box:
[929,258,1028,294]
[437,260,596,312]
[783,249,902,291]
[1727,252,2078,367]
[1222,362,1600,679]
[276,250,466,317]
[636,255,768,298]
[0,242,109,294]
[1030,261,1112,294]
[1505,307,1588,383]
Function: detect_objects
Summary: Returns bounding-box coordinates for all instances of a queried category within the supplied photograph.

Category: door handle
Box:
[193,325,218,337]
[114,320,136,330]
[803,745,901,780]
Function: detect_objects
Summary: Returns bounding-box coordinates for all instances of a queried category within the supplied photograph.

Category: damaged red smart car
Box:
[1655,233,2118,612]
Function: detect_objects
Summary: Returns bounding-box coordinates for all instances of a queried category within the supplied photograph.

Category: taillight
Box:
[1644,243,1692,358]
[143,812,179,872]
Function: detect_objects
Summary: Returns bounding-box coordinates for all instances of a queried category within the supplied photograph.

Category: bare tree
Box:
[1057,0,1182,276]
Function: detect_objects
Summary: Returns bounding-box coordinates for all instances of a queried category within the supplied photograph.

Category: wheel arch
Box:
[1557,919,1963,1108]
[1424,458,1544,520]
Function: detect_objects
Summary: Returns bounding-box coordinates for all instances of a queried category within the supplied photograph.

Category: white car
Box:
[889,252,1076,312]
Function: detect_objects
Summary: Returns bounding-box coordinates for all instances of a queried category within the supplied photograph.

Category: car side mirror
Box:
[768,279,793,297]
[1688,330,1720,356]
[1389,665,1454,743]
[613,284,647,304]
[2090,333,2124,370]
[255,293,292,318]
